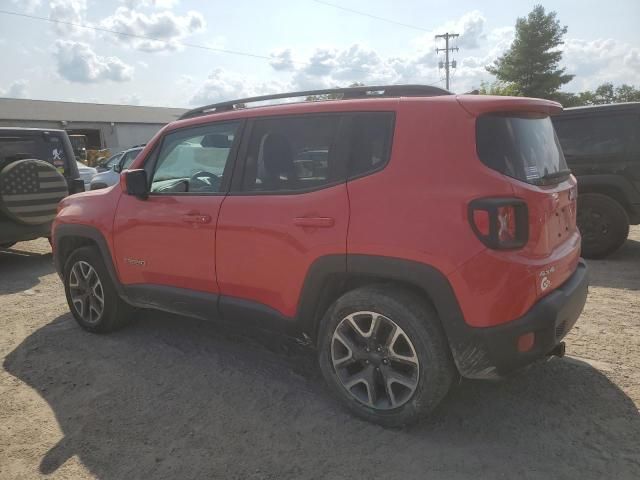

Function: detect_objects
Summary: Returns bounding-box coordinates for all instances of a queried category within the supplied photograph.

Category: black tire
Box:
[0,242,16,249]
[63,246,133,333]
[318,285,456,427]
[577,193,629,259]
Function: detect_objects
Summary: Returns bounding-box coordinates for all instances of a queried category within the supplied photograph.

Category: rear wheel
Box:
[63,246,132,333]
[318,285,456,427]
[577,193,629,259]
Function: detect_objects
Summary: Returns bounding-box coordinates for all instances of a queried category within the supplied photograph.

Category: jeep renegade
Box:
[52,85,589,426]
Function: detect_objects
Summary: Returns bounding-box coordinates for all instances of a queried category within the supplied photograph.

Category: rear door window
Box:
[0,132,69,173]
[553,113,639,158]
[347,112,394,179]
[240,114,345,192]
[476,114,568,185]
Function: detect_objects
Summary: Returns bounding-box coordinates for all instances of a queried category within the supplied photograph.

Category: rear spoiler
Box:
[455,95,563,117]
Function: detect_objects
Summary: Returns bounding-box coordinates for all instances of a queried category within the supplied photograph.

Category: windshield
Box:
[104,153,122,168]
[121,148,142,169]
[476,114,569,185]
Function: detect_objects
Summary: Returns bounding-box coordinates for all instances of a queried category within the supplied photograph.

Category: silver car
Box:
[90,146,144,190]
[76,161,97,191]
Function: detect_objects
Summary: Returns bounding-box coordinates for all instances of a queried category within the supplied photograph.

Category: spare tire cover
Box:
[0,159,69,225]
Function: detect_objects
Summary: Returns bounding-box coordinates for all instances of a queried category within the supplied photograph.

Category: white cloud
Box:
[0,80,29,98]
[121,0,180,8]
[269,49,296,72]
[11,0,41,13]
[49,0,88,36]
[100,7,205,52]
[54,40,134,83]
[561,38,640,90]
[120,93,141,105]
[190,68,286,105]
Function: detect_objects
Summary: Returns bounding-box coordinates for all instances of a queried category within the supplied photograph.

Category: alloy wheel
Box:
[331,311,420,410]
[69,260,105,324]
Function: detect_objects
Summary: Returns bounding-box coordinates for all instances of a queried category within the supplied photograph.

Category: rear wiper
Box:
[533,169,572,185]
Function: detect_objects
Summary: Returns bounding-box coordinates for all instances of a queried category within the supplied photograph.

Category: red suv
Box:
[53,85,588,426]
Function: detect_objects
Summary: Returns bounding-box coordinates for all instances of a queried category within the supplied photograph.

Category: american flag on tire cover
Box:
[0,159,68,225]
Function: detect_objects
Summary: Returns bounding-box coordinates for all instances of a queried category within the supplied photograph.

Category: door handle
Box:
[182,213,212,224]
[293,217,335,228]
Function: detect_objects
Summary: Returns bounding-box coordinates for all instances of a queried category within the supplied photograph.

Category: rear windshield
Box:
[476,114,569,185]
[0,132,69,173]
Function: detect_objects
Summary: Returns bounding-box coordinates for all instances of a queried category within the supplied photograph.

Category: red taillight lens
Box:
[497,205,516,243]
[472,209,490,236]
[469,198,528,250]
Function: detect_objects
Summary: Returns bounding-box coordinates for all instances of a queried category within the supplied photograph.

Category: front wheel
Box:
[63,246,132,333]
[318,285,456,427]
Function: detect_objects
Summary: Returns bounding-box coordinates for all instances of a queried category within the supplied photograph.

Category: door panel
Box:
[112,120,242,295]
[216,113,350,319]
[216,186,349,318]
[113,194,221,292]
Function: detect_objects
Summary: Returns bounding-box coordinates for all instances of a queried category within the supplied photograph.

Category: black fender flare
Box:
[576,174,640,205]
[296,254,477,371]
[53,224,124,295]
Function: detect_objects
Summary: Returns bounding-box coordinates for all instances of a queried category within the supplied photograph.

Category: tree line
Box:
[481,4,640,106]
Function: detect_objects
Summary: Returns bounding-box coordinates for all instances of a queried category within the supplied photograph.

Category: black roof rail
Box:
[179,84,451,120]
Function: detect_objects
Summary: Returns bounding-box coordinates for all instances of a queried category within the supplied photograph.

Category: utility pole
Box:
[435,32,459,90]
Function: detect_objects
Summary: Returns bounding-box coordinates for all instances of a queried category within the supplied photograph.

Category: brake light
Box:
[469,198,528,250]
[497,205,516,243]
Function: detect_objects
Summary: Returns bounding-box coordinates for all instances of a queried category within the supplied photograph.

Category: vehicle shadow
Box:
[586,238,640,290]
[4,311,639,480]
[0,244,55,295]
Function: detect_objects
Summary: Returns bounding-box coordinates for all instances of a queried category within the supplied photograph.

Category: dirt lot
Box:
[1,229,639,480]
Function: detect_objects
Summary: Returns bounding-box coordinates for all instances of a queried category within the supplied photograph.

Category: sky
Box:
[0,0,639,108]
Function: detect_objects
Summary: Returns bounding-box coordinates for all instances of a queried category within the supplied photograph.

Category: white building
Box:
[0,97,187,152]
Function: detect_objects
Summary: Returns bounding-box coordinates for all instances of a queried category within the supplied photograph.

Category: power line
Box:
[0,9,285,63]
[311,0,431,32]
[0,8,443,87]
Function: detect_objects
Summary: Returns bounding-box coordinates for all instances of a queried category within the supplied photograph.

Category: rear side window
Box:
[0,133,69,173]
[348,113,394,179]
[241,115,342,192]
[553,113,638,157]
[476,114,568,185]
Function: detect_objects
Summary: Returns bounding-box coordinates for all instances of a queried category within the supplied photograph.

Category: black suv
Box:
[0,128,84,248]
[553,103,640,258]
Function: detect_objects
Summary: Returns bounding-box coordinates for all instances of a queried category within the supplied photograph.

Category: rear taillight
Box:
[469,198,528,250]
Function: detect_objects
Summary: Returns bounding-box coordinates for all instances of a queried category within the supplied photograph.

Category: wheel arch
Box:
[297,255,467,350]
[53,224,123,295]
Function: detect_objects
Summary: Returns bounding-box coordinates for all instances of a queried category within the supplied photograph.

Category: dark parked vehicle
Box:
[553,103,640,258]
[0,128,84,248]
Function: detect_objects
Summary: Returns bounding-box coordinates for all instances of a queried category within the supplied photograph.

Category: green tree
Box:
[477,80,519,96]
[615,84,640,103]
[486,5,574,98]
[565,83,640,106]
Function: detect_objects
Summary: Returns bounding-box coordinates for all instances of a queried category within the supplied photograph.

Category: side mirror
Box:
[69,178,85,194]
[113,163,122,173]
[123,169,148,198]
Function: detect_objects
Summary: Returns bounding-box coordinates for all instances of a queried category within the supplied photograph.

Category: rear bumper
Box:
[451,259,589,379]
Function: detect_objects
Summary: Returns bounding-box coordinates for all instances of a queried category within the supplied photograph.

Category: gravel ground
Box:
[1,229,639,480]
